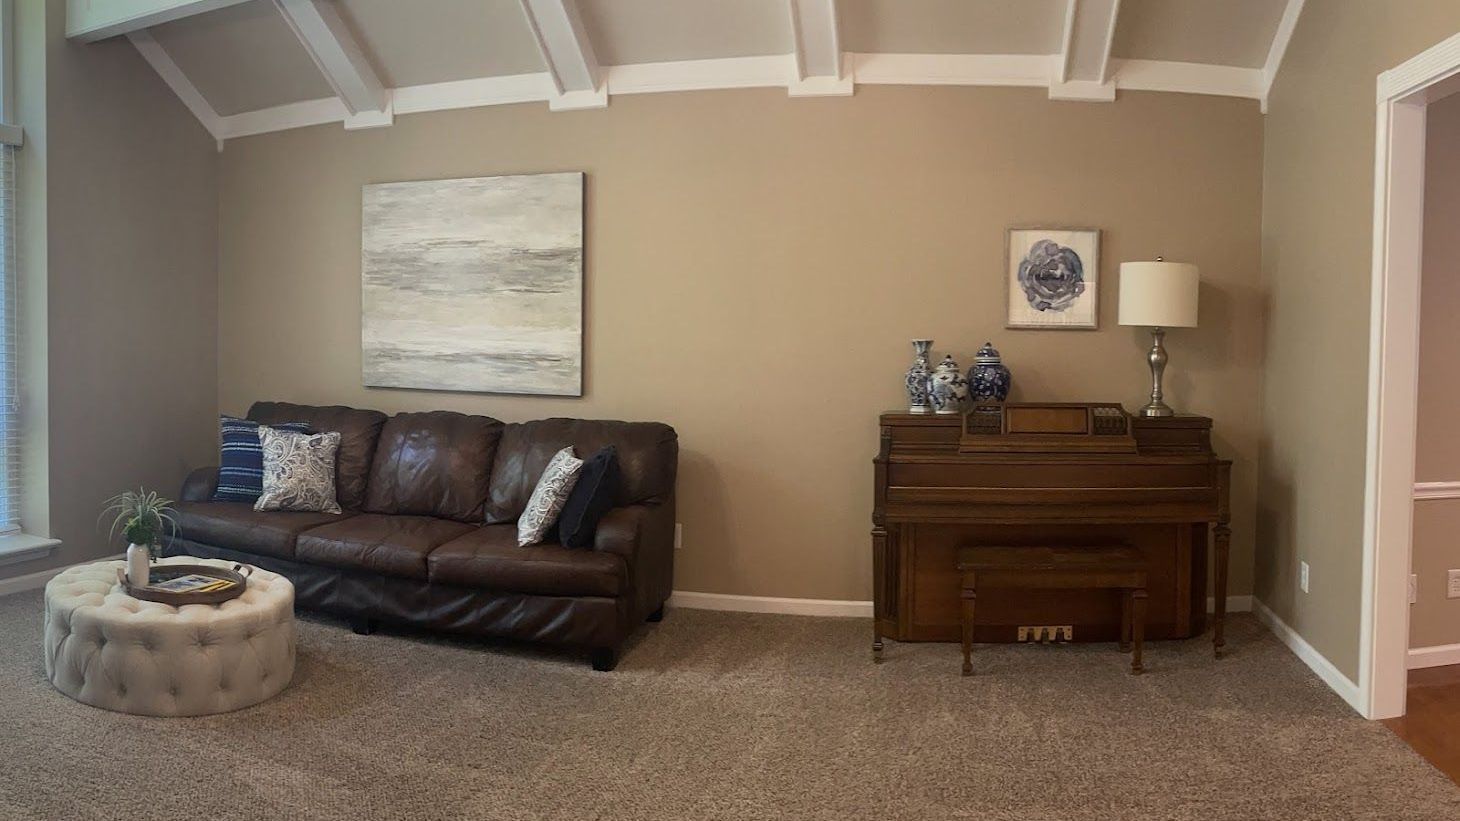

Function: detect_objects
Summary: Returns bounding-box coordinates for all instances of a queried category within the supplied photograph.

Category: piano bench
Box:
[955,545,1150,677]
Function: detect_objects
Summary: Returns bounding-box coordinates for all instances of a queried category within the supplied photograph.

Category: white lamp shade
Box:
[1118,261,1199,328]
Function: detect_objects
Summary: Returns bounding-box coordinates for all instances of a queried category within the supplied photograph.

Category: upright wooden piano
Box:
[871,402,1231,659]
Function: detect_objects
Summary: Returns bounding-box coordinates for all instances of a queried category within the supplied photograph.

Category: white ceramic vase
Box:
[126,543,151,587]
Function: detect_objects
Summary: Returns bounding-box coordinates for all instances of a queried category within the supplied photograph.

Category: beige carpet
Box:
[2,590,1457,820]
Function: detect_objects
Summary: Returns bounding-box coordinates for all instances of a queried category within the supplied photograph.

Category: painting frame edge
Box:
[1003,225,1101,331]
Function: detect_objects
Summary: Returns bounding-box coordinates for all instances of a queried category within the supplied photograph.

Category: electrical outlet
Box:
[674,523,683,551]
[1300,561,1310,593]
[1448,570,1460,599]
[1411,574,1419,604]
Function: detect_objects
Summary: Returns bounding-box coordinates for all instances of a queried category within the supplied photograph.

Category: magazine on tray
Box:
[147,574,237,594]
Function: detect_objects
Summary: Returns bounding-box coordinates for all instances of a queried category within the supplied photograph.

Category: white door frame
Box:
[1361,32,1460,720]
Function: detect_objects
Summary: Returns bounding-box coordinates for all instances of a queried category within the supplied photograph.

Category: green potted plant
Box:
[101,488,177,587]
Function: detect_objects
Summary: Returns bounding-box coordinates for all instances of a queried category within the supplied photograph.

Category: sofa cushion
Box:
[485,419,678,524]
[428,525,626,598]
[173,501,354,560]
[248,402,388,511]
[363,411,504,522]
[295,514,475,579]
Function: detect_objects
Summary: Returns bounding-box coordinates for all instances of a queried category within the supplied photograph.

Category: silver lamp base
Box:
[1138,327,1176,417]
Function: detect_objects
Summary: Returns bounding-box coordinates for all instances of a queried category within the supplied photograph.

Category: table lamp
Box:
[1118,257,1199,417]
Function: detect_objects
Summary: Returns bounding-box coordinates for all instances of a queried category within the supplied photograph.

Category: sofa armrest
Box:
[593,501,675,620]
[180,467,220,502]
[593,504,652,561]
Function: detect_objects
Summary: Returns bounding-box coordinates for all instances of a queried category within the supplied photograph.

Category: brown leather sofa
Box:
[167,401,678,671]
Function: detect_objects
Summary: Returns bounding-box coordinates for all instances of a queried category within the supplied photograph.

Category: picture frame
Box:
[1005,227,1101,330]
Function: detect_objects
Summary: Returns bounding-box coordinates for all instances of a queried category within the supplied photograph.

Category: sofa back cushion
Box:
[364,411,505,522]
[485,419,677,524]
[248,401,388,510]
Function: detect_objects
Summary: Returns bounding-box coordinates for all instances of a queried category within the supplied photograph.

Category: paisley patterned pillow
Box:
[517,447,584,547]
[255,426,343,514]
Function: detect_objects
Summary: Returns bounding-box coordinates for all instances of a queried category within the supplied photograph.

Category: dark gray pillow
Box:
[558,445,621,548]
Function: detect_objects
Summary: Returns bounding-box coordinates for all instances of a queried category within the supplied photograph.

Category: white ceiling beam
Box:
[1260,0,1305,113]
[1050,0,1120,101]
[273,0,390,126]
[519,0,606,110]
[127,29,224,146]
[66,0,251,41]
[787,0,851,96]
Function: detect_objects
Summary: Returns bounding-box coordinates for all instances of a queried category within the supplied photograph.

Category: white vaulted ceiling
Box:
[66,0,1305,146]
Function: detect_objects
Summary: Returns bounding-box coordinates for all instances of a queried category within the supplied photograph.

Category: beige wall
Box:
[1259,0,1460,678]
[0,0,219,579]
[1410,91,1460,649]
[218,87,1263,601]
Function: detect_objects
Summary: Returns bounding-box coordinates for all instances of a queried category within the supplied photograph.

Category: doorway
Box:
[1362,33,1460,721]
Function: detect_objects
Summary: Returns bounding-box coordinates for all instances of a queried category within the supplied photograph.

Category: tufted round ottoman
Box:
[43,557,296,716]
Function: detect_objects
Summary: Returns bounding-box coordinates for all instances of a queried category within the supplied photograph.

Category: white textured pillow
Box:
[517,447,584,547]
[255,426,343,514]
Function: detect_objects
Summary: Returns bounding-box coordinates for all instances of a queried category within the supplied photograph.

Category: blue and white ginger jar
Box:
[968,342,1011,402]
[929,354,969,415]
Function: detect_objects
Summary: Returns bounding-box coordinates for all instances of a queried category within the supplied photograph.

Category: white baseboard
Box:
[1253,598,1365,715]
[668,591,873,618]
[1408,642,1460,669]
[669,592,1254,619]
[0,553,122,598]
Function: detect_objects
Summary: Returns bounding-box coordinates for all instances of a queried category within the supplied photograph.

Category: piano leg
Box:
[1214,523,1231,658]
[1120,590,1133,653]
[960,585,977,676]
[873,634,883,663]
[1131,590,1147,675]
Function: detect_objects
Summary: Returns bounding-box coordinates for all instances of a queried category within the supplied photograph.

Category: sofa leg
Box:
[590,646,620,672]
[646,604,665,623]
[350,617,378,636]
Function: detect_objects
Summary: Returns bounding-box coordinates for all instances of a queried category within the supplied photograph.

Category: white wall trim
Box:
[1110,58,1264,100]
[851,52,1053,88]
[669,591,872,618]
[669,591,1252,619]
[606,55,793,95]
[1414,481,1460,500]
[1259,0,1305,113]
[126,29,224,144]
[1254,599,1365,715]
[148,50,1279,145]
[520,0,606,109]
[1408,642,1460,669]
[1361,30,1460,722]
[0,552,121,598]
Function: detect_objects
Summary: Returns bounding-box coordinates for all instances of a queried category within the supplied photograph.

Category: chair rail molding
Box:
[1413,481,1460,500]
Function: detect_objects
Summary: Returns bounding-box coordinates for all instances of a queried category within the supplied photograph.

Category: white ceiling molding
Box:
[1050,0,1120,102]
[851,53,1053,88]
[1110,59,1264,101]
[1259,0,1305,114]
[787,0,851,97]
[160,52,1275,147]
[519,0,607,111]
[66,0,250,41]
[273,0,391,128]
[126,29,224,145]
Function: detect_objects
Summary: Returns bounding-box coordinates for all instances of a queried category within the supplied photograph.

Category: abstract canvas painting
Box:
[1005,227,1100,330]
[362,172,583,396]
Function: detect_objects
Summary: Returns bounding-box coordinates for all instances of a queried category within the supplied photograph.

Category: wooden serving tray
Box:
[117,563,251,607]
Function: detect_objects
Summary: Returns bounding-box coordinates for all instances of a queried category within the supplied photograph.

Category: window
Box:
[0,0,21,535]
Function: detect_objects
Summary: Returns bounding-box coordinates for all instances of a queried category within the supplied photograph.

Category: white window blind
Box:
[0,143,18,534]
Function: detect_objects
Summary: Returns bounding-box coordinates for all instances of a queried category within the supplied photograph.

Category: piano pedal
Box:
[1017,625,1074,644]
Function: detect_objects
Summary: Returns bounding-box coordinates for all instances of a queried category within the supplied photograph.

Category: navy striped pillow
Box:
[212,416,312,503]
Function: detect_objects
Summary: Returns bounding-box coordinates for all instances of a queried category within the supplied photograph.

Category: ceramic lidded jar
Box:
[905,339,934,413]
[968,342,1012,402]
[929,354,970,415]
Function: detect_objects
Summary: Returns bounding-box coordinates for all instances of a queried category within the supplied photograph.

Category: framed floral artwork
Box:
[1005,227,1100,330]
